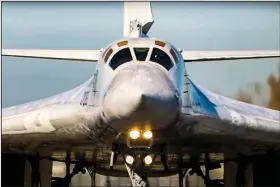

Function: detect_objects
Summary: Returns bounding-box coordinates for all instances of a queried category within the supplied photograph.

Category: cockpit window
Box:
[170,48,179,63]
[109,47,133,70]
[104,48,113,62]
[134,48,149,61]
[150,48,173,70]
[102,46,111,59]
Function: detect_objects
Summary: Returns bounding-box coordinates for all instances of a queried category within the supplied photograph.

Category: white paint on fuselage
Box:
[95,38,184,132]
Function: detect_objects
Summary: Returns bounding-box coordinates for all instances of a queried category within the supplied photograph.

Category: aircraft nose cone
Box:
[102,63,180,132]
[104,86,177,119]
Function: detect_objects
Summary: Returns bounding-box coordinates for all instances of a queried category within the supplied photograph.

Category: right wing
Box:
[2,49,101,62]
[179,78,280,153]
[2,76,102,153]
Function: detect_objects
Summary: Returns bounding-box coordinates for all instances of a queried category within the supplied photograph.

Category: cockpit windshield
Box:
[150,48,173,70]
[109,48,133,70]
[134,48,149,61]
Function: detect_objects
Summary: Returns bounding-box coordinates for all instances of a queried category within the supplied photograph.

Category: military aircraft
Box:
[2,2,280,187]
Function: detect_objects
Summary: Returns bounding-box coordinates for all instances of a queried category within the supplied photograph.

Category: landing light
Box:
[144,155,153,165]
[143,131,153,139]
[125,155,134,165]
[129,130,140,139]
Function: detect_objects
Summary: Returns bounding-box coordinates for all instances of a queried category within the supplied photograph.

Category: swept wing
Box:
[3,49,279,62]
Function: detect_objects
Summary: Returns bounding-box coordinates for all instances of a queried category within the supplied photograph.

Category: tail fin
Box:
[123,1,154,38]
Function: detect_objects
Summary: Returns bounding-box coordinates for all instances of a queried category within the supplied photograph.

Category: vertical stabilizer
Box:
[123,1,154,37]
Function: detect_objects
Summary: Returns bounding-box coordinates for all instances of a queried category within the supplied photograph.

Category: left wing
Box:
[2,76,102,153]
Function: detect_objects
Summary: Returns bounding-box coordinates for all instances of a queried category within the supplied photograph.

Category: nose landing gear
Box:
[125,164,150,187]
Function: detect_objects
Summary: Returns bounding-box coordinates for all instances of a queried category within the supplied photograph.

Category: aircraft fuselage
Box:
[93,37,185,143]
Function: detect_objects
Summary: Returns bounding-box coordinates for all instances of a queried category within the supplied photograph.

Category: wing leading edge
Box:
[2,49,101,62]
[183,50,280,62]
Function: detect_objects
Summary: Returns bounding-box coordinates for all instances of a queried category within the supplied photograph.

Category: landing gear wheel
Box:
[177,152,190,187]
[86,163,96,187]
[178,167,189,187]
[110,143,120,170]
[27,153,41,187]
[125,164,150,187]
[160,144,168,171]
[235,153,251,186]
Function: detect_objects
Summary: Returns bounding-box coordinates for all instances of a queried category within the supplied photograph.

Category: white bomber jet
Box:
[2,2,280,187]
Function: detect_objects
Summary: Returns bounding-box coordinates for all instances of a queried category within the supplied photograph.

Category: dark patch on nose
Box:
[137,99,147,110]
